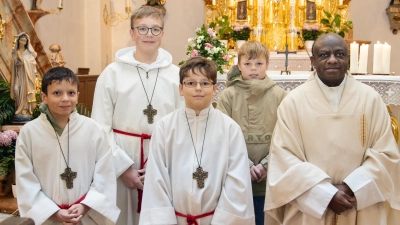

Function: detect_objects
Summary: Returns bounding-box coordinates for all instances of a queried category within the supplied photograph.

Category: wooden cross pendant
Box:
[193,167,208,189]
[143,104,157,124]
[60,167,77,189]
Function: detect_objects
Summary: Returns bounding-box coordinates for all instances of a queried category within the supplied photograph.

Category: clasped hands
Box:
[50,203,90,225]
[250,164,267,183]
[120,167,146,189]
[328,184,356,215]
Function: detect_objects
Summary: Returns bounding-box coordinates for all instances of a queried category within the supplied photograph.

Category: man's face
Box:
[130,16,164,54]
[311,34,349,87]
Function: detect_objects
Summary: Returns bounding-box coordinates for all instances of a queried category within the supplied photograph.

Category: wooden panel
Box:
[77,75,99,109]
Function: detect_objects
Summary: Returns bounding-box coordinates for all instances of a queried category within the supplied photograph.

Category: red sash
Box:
[57,194,86,209]
[175,210,215,225]
[112,128,151,213]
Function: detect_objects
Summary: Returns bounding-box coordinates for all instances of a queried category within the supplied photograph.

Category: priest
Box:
[264,33,400,225]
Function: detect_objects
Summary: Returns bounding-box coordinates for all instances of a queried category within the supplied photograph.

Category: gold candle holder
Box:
[210,5,218,21]
[316,5,324,26]
[228,5,237,27]
[247,5,254,25]
[336,4,348,28]
[125,7,131,14]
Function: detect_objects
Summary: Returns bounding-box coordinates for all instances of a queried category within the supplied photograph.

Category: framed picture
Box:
[236,0,247,21]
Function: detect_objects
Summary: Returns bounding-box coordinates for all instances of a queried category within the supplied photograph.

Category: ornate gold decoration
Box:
[360,112,367,148]
[0,12,5,41]
[388,106,399,143]
[103,4,131,27]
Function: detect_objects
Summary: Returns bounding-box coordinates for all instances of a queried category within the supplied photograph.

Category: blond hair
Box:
[130,6,164,29]
[237,40,270,64]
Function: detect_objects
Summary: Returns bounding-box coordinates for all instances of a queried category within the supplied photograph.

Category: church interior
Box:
[1,0,400,221]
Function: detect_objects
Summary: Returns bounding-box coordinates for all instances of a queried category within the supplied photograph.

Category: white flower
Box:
[207,57,212,60]
[197,44,201,48]
[188,38,193,43]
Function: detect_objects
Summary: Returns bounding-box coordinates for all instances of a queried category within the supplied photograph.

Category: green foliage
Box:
[320,10,353,38]
[31,92,42,119]
[179,24,230,74]
[0,81,15,127]
[209,15,233,40]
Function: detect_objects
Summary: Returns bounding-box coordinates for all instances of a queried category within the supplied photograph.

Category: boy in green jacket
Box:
[217,40,286,225]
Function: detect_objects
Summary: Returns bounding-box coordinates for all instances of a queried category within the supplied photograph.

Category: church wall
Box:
[349,0,400,75]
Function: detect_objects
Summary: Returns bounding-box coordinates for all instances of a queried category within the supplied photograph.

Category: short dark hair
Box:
[130,6,164,29]
[179,57,217,84]
[41,67,80,94]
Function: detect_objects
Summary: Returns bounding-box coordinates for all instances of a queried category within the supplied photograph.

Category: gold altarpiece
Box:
[203,0,351,51]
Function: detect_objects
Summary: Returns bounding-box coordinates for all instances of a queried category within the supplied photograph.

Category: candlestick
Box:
[373,41,383,74]
[382,43,391,74]
[349,42,359,74]
[358,44,369,74]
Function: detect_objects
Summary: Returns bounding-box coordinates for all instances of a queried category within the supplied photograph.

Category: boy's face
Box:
[179,70,216,113]
[238,55,269,80]
[41,80,79,123]
[130,16,164,55]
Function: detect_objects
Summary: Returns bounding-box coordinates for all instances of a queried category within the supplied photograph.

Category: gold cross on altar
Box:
[143,104,157,124]
[193,167,208,189]
[60,167,77,189]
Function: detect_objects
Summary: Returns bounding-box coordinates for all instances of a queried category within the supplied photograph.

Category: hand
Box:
[250,165,260,181]
[328,190,356,215]
[255,164,267,183]
[120,167,144,189]
[50,209,73,223]
[334,184,354,197]
[66,203,90,223]
[138,168,146,183]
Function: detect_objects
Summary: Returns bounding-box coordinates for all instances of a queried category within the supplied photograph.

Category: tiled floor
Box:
[0,213,13,222]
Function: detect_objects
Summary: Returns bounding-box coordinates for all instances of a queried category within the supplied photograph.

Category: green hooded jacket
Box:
[217,65,287,196]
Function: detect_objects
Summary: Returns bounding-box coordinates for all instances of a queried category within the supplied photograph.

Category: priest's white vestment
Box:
[139,106,255,225]
[15,112,120,225]
[91,47,182,225]
[264,74,400,225]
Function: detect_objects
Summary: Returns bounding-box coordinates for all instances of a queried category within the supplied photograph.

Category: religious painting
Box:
[236,0,247,21]
[306,0,316,22]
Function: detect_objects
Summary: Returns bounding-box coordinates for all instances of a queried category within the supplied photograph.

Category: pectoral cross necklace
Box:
[54,120,77,189]
[136,67,160,124]
[185,108,211,189]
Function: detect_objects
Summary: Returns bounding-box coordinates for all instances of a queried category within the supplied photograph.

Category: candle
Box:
[125,0,130,8]
[58,0,63,8]
[349,42,359,74]
[249,0,253,5]
[110,0,115,14]
[299,0,305,7]
[373,41,383,74]
[212,0,216,5]
[382,43,391,74]
[316,0,321,5]
[338,0,343,5]
[358,44,369,74]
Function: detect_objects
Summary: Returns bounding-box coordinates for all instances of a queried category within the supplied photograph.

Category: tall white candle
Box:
[299,0,305,7]
[229,0,234,7]
[382,43,391,74]
[58,0,63,8]
[110,0,115,14]
[316,0,321,5]
[338,0,343,5]
[373,41,383,74]
[358,44,369,74]
[125,0,130,8]
[212,0,216,5]
[249,0,253,5]
[349,42,359,74]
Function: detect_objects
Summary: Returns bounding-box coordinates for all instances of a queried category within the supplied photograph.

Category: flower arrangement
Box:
[302,24,321,41]
[231,23,252,41]
[320,10,353,38]
[0,130,17,176]
[179,24,230,74]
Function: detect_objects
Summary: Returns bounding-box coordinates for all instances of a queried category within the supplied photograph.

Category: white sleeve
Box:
[294,180,338,219]
[91,68,133,177]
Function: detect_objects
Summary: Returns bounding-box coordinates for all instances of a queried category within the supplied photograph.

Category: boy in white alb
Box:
[139,56,255,225]
[91,6,182,225]
[15,67,120,225]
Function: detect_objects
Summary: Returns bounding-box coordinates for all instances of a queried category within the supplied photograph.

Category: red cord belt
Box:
[57,194,86,209]
[113,128,151,213]
[175,210,215,225]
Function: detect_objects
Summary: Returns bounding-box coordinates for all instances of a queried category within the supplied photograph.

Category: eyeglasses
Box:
[183,81,214,88]
[132,26,163,36]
